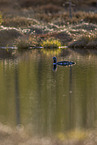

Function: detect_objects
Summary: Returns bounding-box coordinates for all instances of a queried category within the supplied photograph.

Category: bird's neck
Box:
[54,59,57,63]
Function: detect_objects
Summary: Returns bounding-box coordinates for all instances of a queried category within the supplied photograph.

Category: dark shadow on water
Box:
[14,66,21,125]
[53,63,74,131]
[71,48,97,56]
[0,49,16,59]
[69,66,72,129]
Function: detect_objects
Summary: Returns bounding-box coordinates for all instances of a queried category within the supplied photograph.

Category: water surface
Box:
[0,48,97,137]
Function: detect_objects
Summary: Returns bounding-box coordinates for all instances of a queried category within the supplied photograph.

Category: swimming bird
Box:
[53,57,75,66]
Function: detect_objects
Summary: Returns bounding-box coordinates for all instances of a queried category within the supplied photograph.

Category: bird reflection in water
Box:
[53,57,76,128]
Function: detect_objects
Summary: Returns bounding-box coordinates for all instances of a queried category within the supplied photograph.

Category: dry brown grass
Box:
[17,0,97,8]
[19,0,65,8]
[2,17,36,27]
[84,13,97,24]
[0,0,96,10]
[35,11,97,24]
[36,4,63,14]
[69,32,97,49]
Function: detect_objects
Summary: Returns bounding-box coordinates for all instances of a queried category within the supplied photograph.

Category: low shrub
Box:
[15,38,30,49]
[41,38,61,48]
[15,35,40,49]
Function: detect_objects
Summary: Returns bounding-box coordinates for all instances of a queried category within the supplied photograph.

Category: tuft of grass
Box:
[16,38,30,50]
[41,39,61,49]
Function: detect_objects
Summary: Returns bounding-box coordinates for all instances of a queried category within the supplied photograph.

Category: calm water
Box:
[0,48,97,136]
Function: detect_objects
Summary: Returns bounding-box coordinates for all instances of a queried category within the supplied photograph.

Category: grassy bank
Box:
[1,1,97,49]
[1,20,97,49]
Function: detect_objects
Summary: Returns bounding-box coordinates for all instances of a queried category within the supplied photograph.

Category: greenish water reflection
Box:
[0,49,97,136]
